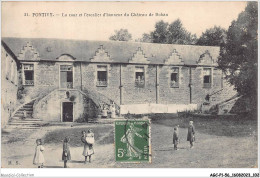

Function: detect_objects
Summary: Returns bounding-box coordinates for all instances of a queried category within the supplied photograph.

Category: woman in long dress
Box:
[81,130,94,163]
[33,139,45,168]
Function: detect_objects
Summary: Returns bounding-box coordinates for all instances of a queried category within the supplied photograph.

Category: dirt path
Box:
[2,124,115,168]
[1,123,257,168]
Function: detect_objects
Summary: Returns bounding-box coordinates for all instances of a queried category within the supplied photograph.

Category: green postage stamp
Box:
[115,119,151,163]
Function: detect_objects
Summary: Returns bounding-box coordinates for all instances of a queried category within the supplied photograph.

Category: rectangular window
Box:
[60,65,73,88]
[170,67,179,88]
[203,68,212,88]
[135,66,145,88]
[97,65,107,87]
[23,64,34,86]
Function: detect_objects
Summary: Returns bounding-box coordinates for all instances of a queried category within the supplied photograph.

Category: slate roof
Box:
[2,37,220,65]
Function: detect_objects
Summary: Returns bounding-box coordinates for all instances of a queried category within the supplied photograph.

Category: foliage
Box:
[167,19,197,45]
[196,26,227,46]
[109,29,132,41]
[135,33,152,43]
[150,19,197,45]
[218,2,258,111]
[151,20,169,43]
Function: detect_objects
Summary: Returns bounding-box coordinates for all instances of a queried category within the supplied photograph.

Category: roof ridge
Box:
[2,37,220,48]
[1,37,220,65]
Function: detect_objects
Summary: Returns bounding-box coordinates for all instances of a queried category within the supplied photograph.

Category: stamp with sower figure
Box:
[115,119,151,163]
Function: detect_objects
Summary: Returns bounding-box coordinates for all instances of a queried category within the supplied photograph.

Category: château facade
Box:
[1,37,236,124]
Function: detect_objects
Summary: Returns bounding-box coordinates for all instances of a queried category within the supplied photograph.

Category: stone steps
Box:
[7,100,42,130]
[12,100,35,119]
[7,125,41,129]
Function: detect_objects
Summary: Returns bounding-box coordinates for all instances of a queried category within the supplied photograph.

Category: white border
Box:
[0,1,259,178]
[1,168,259,178]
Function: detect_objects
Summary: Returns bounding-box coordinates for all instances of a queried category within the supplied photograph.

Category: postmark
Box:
[114,119,151,163]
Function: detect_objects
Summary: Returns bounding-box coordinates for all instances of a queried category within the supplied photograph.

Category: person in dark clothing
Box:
[173,127,179,150]
[62,137,71,168]
[187,121,195,148]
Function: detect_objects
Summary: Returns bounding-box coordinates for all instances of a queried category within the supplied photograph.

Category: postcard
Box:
[1,1,258,177]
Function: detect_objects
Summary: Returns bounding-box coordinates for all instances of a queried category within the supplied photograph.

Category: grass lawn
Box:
[1,113,258,168]
[43,124,114,147]
[149,113,258,137]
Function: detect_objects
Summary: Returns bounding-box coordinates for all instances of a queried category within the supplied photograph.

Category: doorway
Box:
[60,65,73,89]
[62,102,73,122]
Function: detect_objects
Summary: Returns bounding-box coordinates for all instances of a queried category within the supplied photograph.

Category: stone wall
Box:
[1,46,19,128]
[33,89,98,122]
[19,60,236,121]
[122,65,157,104]
[20,61,59,102]
[191,67,223,105]
[158,66,190,104]
[21,61,228,107]
[80,63,121,104]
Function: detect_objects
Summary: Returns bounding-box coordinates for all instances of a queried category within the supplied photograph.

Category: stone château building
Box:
[1,37,237,125]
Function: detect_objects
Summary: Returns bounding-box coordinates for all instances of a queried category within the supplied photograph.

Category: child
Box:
[33,139,45,168]
[173,127,179,150]
[82,129,95,163]
[187,121,195,148]
[62,137,71,168]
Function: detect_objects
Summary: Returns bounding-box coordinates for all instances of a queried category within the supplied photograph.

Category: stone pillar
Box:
[156,65,159,104]
[120,64,123,105]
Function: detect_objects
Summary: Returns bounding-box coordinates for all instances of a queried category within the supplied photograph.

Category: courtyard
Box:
[1,114,258,168]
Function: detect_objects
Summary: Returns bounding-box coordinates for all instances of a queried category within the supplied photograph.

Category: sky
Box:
[2,1,247,41]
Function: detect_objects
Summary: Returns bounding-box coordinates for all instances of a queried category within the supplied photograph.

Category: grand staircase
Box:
[207,85,239,115]
[6,88,120,129]
[201,80,239,115]
[8,100,43,129]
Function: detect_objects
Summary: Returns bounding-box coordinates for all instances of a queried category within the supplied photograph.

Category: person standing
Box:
[81,130,95,164]
[110,102,116,118]
[33,139,45,168]
[187,121,195,148]
[173,127,179,150]
[62,137,71,168]
[102,105,108,118]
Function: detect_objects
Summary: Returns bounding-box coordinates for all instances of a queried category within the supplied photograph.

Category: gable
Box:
[90,45,112,62]
[2,37,220,66]
[197,50,217,66]
[129,47,149,63]
[164,49,184,65]
[18,42,40,60]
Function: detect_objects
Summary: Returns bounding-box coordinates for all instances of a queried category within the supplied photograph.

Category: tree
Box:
[150,19,197,45]
[109,29,132,41]
[218,2,258,111]
[167,19,197,45]
[151,20,169,43]
[135,33,152,43]
[197,26,227,46]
